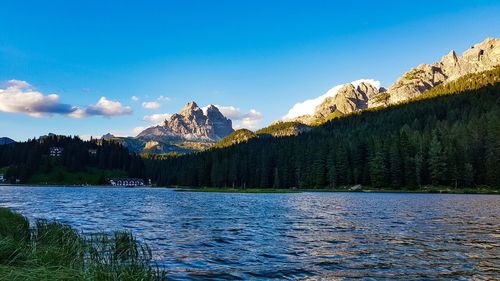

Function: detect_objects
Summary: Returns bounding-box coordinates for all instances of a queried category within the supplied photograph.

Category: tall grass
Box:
[0,208,167,280]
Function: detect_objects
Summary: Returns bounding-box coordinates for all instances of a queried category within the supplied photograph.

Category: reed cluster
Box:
[0,208,166,280]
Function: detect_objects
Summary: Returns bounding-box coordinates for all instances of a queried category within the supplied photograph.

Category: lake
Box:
[0,186,498,280]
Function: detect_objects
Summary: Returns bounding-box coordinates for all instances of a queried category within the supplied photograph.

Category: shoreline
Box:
[1,184,498,195]
[171,186,500,195]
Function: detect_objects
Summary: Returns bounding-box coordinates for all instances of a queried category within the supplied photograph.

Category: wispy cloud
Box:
[157,95,170,102]
[69,97,133,118]
[143,113,172,124]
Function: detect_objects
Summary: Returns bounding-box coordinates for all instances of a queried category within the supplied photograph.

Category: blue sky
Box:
[1,0,499,141]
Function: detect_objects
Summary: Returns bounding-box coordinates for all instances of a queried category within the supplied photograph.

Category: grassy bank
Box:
[0,208,166,281]
[174,186,500,194]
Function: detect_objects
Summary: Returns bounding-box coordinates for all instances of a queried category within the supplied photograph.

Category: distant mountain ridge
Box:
[372,37,499,106]
[0,137,15,145]
[288,37,500,125]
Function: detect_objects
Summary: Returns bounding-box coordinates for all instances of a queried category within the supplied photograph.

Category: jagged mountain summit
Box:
[137,102,234,142]
[102,133,115,140]
[287,37,499,125]
[372,37,500,106]
[314,81,384,119]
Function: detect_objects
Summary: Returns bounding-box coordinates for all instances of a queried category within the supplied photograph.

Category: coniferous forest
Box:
[146,68,500,190]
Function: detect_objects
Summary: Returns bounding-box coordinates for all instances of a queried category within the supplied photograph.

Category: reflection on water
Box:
[0,186,498,280]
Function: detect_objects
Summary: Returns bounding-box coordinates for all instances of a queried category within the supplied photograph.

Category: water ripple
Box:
[0,186,498,280]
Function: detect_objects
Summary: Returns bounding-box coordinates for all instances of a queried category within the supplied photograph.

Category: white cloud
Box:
[203,104,263,130]
[6,79,30,88]
[0,79,133,119]
[235,109,263,130]
[283,79,381,120]
[142,101,161,109]
[131,96,139,101]
[0,80,76,117]
[70,97,133,118]
[143,113,172,124]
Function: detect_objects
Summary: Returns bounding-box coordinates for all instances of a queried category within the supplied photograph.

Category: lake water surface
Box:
[0,186,498,280]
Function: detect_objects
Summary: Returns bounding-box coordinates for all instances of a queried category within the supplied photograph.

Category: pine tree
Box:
[369,146,386,188]
[428,132,447,185]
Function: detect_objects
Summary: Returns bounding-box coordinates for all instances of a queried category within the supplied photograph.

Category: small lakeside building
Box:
[49,147,64,157]
[109,178,145,187]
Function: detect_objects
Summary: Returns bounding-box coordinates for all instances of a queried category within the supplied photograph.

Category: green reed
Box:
[0,208,167,281]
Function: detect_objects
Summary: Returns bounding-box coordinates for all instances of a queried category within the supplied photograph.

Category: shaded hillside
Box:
[0,137,15,145]
[256,121,312,137]
[148,68,500,189]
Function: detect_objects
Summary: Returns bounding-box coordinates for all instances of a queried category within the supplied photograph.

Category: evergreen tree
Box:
[428,132,447,185]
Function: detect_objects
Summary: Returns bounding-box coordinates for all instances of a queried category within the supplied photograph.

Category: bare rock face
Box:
[373,37,500,106]
[137,102,234,142]
[205,104,234,138]
[291,37,499,126]
[315,82,384,118]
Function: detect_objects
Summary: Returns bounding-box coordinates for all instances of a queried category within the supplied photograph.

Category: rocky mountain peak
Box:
[137,102,234,142]
[205,104,224,118]
[205,105,233,138]
[180,101,204,117]
[442,50,459,66]
[313,80,383,119]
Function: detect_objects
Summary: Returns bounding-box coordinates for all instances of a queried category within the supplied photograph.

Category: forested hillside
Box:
[147,68,500,190]
[0,136,144,184]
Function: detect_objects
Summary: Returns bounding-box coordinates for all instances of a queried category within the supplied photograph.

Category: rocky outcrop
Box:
[372,37,499,106]
[137,102,234,142]
[315,82,384,118]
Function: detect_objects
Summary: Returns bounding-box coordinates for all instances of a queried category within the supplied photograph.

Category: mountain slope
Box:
[215,129,258,148]
[149,67,500,189]
[288,37,499,125]
[372,37,499,106]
